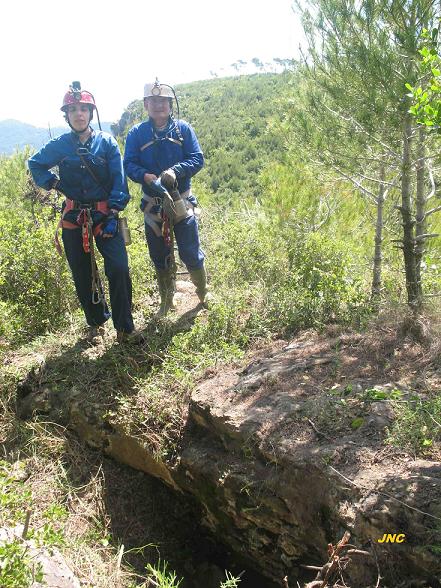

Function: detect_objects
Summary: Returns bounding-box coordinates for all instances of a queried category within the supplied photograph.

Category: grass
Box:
[0,296,256,587]
[387,393,441,453]
[144,560,183,587]
[3,196,441,585]
[0,330,156,586]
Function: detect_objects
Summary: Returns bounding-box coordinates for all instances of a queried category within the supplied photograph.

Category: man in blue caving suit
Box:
[124,79,211,317]
[28,83,135,343]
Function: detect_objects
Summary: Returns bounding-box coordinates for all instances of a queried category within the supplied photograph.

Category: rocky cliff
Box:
[16,317,441,587]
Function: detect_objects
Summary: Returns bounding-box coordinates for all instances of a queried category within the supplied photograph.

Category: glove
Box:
[160,168,177,190]
[148,179,176,220]
[101,217,118,238]
[140,196,148,212]
[50,177,66,194]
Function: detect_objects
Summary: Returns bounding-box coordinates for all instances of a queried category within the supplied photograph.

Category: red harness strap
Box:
[61,198,109,235]
[76,209,92,253]
[55,198,110,255]
[61,198,109,229]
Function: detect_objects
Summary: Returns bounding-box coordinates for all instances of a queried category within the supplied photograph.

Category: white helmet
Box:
[144,79,175,99]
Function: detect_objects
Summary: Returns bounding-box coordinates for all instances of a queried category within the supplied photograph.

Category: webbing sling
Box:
[77,208,106,306]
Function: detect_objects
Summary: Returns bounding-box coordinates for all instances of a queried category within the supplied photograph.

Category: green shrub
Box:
[0,207,75,343]
[204,201,371,336]
[0,539,44,588]
[387,395,441,452]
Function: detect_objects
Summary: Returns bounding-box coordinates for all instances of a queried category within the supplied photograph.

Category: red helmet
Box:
[61,88,96,112]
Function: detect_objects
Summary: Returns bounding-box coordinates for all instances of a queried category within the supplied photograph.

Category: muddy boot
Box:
[87,325,105,345]
[189,266,213,307]
[155,268,176,317]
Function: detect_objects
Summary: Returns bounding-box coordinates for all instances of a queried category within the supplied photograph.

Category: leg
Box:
[95,233,134,333]
[144,220,170,270]
[173,215,205,270]
[62,228,110,326]
[144,220,175,316]
[173,216,210,303]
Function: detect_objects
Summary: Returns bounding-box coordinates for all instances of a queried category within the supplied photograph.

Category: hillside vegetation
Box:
[1,71,382,351]
[2,4,441,583]
[114,73,287,198]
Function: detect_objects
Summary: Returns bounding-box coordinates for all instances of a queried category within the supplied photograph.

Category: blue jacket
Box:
[124,117,204,197]
[28,130,130,211]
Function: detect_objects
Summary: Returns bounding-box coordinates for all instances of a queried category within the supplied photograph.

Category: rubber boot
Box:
[189,266,213,306]
[87,325,105,345]
[155,268,176,317]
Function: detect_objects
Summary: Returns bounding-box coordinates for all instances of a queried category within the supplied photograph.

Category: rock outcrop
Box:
[0,525,81,588]
[16,332,441,587]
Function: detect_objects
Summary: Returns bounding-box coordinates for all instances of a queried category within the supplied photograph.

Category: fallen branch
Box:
[22,510,32,540]
[307,418,332,442]
[302,531,373,588]
[320,531,351,587]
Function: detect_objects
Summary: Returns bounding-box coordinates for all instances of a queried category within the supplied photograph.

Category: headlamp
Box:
[71,81,82,101]
[152,79,161,96]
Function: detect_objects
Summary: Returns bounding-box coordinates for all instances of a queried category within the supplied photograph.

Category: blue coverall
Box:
[123,117,205,270]
[28,130,134,333]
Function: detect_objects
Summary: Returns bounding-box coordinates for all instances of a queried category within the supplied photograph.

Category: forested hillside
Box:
[113,73,288,198]
[0,70,378,348]
[3,59,441,349]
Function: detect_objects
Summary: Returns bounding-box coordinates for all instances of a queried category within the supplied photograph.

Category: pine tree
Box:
[291,0,440,310]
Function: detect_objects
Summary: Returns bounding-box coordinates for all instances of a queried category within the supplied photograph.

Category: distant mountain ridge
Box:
[0,119,113,155]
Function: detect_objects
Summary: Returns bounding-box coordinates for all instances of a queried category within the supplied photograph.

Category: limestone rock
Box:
[0,526,80,588]
[16,332,441,587]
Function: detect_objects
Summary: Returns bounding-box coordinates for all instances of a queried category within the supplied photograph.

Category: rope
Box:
[162,212,177,291]
[78,208,106,306]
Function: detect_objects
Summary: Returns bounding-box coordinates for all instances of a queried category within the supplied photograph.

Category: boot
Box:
[87,325,105,345]
[155,268,176,317]
[189,266,213,306]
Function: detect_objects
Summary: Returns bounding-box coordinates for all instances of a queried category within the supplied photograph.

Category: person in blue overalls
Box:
[124,79,210,317]
[28,82,135,343]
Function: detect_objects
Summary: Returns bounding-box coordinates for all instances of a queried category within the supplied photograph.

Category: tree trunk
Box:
[400,114,421,311]
[415,126,426,295]
[371,164,385,300]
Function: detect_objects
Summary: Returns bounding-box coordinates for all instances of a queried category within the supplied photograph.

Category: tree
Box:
[291,0,440,310]
[251,57,264,71]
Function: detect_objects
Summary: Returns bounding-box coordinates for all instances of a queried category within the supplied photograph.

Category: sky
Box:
[1,0,303,128]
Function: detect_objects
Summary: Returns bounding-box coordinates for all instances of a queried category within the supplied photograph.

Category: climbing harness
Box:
[140,118,184,152]
[54,197,109,307]
[142,179,189,298]
[76,207,106,306]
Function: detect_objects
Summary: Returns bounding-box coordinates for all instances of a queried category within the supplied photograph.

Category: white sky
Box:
[1,0,303,128]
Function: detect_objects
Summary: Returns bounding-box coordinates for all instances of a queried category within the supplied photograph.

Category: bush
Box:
[0,207,75,343]
[204,200,370,337]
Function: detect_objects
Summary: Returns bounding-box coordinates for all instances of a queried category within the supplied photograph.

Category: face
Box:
[66,103,92,132]
[145,96,171,123]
